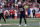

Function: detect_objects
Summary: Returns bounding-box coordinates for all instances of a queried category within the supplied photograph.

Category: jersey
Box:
[18,5,25,14]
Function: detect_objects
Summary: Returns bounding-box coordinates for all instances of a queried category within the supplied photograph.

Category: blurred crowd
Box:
[0,0,40,18]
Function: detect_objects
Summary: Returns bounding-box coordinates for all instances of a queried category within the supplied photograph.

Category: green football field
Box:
[0,18,40,27]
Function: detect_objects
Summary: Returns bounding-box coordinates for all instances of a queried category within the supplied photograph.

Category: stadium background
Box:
[0,0,40,18]
[0,0,40,27]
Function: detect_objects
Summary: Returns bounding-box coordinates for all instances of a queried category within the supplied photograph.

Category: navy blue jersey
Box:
[18,5,25,14]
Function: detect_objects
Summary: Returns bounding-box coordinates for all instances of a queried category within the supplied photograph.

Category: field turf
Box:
[0,18,40,27]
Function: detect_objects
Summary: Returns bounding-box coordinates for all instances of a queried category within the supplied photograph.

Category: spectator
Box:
[4,1,6,3]
[5,10,9,19]
[0,5,3,8]
[12,10,15,19]
[34,7,39,12]
[14,10,17,18]
[11,3,15,8]
[24,4,28,9]
[9,9,13,18]
[8,2,11,8]
[25,9,28,18]
[4,2,8,8]
[30,5,33,18]
[1,1,5,7]
[32,9,35,18]
[27,8,31,18]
